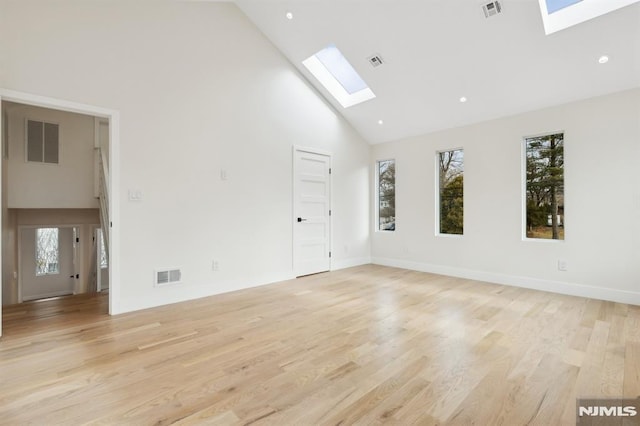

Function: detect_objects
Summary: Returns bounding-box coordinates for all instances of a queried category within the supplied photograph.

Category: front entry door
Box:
[20,227,75,301]
[293,148,331,277]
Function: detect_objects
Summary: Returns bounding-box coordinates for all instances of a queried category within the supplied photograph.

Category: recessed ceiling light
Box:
[378,120,384,125]
[598,55,609,64]
[285,12,293,20]
[459,96,468,103]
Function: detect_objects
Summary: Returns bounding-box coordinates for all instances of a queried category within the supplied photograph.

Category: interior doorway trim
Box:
[0,89,121,333]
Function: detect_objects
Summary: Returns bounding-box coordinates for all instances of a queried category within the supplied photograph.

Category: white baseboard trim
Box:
[22,290,74,302]
[371,257,640,306]
[332,257,372,271]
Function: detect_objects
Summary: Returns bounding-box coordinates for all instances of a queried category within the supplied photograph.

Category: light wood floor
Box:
[1,265,639,425]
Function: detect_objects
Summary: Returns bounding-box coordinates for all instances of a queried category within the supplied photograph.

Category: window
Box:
[302,44,376,108]
[36,228,60,275]
[538,0,638,34]
[525,133,564,240]
[437,149,464,235]
[545,0,582,14]
[377,159,395,231]
[27,119,59,164]
[100,232,108,269]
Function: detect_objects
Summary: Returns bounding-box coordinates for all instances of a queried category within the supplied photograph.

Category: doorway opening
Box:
[19,225,77,302]
[0,90,120,337]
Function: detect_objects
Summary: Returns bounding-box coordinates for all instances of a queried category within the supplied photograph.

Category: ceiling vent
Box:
[367,54,384,68]
[482,1,502,18]
[155,268,182,286]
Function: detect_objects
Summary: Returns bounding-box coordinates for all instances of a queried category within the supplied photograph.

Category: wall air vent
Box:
[482,1,502,18]
[367,54,384,68]
[155,268,182,286]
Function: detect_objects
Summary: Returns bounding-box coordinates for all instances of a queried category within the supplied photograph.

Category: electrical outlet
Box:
[212,260,219,271]
[558,260,568,271]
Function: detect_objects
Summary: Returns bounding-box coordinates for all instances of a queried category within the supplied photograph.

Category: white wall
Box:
[0,1,371,313]
[4,102,98,209]
[372,89,640,304]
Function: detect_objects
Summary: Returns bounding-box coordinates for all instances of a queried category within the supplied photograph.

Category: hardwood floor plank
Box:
[321,355,430,425]
[1,265,637,424]
[624,342,640,398]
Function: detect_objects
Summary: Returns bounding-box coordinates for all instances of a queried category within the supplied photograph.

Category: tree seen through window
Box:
[438,149,464,235]
[378,160,395,231]
[36,227,60,275]
[525,133,564,240]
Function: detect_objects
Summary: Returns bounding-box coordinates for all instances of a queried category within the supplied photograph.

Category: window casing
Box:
[524,133,564,240]
[377,159,395,231]
[437,149,464,235]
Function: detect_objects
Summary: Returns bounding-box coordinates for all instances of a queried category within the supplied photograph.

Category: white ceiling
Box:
[235,0,640,144]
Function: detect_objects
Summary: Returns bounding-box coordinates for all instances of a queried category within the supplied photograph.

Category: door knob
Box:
[297,217,307,222]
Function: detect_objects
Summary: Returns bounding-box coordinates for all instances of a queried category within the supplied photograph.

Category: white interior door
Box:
[293,148,331,277]
[20,227,75,301]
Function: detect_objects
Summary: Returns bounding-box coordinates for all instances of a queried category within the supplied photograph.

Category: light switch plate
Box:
[128,190,142,201]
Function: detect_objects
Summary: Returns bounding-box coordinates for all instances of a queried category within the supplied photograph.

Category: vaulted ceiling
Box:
[235,0,640,144]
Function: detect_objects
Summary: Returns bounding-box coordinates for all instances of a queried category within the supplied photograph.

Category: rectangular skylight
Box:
[539,0,640,34]
[302,44,375,108]
[545,0,582,14]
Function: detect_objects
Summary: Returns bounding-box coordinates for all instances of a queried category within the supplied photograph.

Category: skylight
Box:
[302,44,375,108]
[545,0,582,14]
[539,0,640,34]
